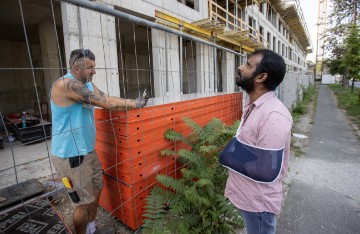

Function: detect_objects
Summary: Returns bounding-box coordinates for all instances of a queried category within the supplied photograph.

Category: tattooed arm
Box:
[64,79,137,110]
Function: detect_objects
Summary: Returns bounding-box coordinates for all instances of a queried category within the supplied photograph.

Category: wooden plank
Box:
[0,179,44,209]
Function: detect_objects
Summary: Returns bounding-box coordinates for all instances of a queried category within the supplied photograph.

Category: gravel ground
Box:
[38,176,135,234]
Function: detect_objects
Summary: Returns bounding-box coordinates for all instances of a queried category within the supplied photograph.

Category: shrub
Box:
[142,117,243,234]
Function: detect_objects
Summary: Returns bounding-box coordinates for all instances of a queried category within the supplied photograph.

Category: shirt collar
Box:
[244,91,275,109]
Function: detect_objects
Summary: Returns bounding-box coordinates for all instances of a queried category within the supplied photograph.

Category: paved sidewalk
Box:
[277,85,360,234]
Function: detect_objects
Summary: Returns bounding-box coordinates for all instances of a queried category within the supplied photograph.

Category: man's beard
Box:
[80,75,92,83]
[236,70,257,93]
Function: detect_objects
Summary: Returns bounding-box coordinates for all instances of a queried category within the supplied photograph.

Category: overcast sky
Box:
[299,0,320,62]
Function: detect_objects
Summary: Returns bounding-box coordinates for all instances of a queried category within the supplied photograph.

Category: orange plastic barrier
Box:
[96,93,242,230]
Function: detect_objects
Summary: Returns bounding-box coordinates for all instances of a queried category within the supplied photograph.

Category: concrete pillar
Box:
[222,52,236,93]
[151,29,181,102]
[38,19,61,100]
[61,3,120,96]
[196,43,215,96]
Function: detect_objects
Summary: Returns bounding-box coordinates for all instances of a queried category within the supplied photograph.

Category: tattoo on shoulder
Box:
[66,79,104,104]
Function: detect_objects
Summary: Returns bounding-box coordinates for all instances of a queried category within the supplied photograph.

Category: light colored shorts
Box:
[51,151,103,206]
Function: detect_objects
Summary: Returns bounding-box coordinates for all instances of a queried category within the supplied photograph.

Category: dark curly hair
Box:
[252,49,286,91]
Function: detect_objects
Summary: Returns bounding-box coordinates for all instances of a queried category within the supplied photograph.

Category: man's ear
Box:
[72,66,80,73]
[255,73,268,83]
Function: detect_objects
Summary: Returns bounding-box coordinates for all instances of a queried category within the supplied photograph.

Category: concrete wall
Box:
[108,0,208,21]
[61,3,120,96]
[0,40,46,115]
[222,52,236,93]
[151,29,181,104]
[279,72,313,109]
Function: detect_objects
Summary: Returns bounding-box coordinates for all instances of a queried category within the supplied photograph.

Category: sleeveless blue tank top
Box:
[50,73,96,158]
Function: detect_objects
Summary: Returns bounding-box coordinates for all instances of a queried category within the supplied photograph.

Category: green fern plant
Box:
[142,117,243,234]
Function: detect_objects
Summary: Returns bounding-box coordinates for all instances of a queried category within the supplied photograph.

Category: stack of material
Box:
[4,115,51,144]
[95,93,242,230]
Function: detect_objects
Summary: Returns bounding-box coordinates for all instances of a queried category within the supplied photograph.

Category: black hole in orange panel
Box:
[137,139,140,142]
[140,174,143,177]
[139,163,142,166]
[138,151,141,154]
[119,140,122,143]
[118,128,120,131]
[171,107,174,110]
[137,115,140,117]
[137,127,140,130]
[140,186,142,189]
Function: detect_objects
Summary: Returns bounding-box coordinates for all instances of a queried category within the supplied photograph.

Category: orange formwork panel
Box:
[95,94,242,139]
[99,190,145,230]
[96,93,242,230]
[95,104,231,136]
[99,164,182,230]
[95,138,182,163]
[101,163,181,203]
[95,117,172,136]
[94,93,241,124]
[99,154,178,184]
[96,142,187,183]
[95,128,170,149]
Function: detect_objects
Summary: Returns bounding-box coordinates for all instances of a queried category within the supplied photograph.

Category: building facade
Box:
[0,0,312,115]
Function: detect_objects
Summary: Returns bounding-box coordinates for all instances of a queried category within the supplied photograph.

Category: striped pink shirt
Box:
[224,91,292,215]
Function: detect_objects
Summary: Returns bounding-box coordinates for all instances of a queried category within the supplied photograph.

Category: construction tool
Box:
[62,177,80,203]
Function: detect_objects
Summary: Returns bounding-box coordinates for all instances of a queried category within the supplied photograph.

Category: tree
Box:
[326,0,359,89]
[342,25,360,92]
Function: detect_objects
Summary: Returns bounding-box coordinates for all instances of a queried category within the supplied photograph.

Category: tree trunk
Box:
[351,78,355,93]
[353,0,357,25]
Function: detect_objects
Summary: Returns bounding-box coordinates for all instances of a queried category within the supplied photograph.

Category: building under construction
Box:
[0,0,312,114]
[0,0,313,232]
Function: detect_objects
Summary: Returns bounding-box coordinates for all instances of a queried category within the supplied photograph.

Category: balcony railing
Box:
[208,0,269,49]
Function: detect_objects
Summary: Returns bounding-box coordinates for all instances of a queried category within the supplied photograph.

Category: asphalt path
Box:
[277,85,360,234]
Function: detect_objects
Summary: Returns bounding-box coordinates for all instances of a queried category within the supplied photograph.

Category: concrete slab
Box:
[0,138,54,189]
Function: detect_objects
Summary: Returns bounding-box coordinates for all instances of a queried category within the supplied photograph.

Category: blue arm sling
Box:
[219,137,284,183]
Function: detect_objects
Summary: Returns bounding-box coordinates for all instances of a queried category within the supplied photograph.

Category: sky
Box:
[299,0,320,62]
